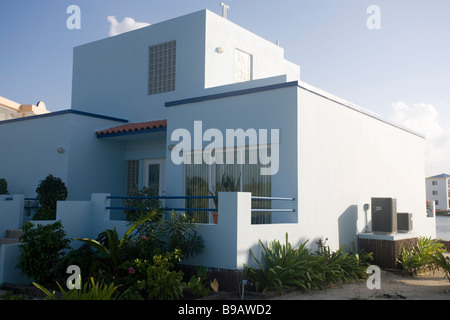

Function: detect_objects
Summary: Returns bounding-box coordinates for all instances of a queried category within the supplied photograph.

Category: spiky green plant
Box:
[244,234,325,293]
[398,237,446,271]
[432,251,450,282]
[33,277,118,300]
[244,233,373,294]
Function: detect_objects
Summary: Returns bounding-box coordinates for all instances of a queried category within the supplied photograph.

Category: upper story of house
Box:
[71,9,300,122]
[0,96,49,121]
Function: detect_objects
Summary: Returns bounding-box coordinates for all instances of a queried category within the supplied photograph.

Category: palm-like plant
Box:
[33,277,118,300]
[432,251,450,282]
[209,173,241,208]
[75,211,157,277]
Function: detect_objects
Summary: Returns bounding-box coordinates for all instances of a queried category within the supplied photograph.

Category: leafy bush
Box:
[120,250,186,300]
[185,266,211,298]
[398,237,446,271]
[122,211,204,262]
[123,187,204,260]
[316,239,373,286]
[245,234,323,293]
[244,234,372,294]
[124,185,163,221]
[75,212,156,278]
[53,244,100,284]
[70,204,204,300]
[0,178,8,195]
[33,174,68,220]
[17,221,72,284]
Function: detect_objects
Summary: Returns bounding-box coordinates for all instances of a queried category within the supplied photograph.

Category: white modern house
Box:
[426,173,450,212]
[0,9,437,283]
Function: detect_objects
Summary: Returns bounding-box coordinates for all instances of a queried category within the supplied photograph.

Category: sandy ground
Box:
[270,269,450,300]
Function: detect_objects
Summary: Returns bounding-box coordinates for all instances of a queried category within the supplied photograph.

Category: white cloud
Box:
[107,16,150,37]
[391,101,443,138]
[390,101,450,176]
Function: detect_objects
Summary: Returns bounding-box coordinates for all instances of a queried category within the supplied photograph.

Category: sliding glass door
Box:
[184,147,272,224]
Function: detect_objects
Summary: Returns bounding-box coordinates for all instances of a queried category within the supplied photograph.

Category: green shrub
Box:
[120,250,186,300]
[75,212,157,278]
[17,221,72,284]
[124,185,163,222]
[315,239,373,286]
[122,211,204,262]
[398,237,446,271]
[244,234,372,294]
[245,234,325,293]
[33,174,68,220]
[0,178,8,195]
[185,266,211,298]
[53,244,99,284]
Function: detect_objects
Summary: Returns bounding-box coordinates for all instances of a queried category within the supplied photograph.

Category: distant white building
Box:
[0,96,49,120]
[0,9,437,272]
[426,173,450,212]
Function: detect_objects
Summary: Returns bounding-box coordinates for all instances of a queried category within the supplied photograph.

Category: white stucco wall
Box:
[71,10,300,123]
[297,82,435,249]
[165,79,434,264]
[0,114,71,196]
[71,10,207,122]
[204,11,300,88]
[0,112,128,200]
[164,82,299,219]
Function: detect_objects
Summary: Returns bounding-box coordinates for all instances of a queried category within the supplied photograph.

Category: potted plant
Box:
[209,174,241,224]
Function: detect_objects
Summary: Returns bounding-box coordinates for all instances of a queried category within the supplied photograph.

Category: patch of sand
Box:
[271,269,450,300]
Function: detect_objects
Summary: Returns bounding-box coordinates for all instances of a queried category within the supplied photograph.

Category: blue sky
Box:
[1,0,450,175]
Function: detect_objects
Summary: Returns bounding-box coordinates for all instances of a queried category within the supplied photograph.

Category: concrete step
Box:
[5,229,23,239]
[0,238,20,245]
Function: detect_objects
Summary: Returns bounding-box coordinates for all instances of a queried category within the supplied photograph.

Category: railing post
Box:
[91,193,111,237]
[214,192,252,269]
[12,195,25,227]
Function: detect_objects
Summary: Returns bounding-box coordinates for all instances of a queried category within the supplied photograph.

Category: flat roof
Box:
[165,80,425,139]
[0,109,128,125]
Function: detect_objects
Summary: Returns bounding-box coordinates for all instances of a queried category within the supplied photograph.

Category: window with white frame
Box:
[432,181,438,185]
[184,147,272,224]
[234,49,253,83]
[432,191,438,195]
[149,40,176,95]
[127,160,140,194]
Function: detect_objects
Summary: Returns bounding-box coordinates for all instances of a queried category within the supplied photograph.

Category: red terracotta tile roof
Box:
[96,119,167,137]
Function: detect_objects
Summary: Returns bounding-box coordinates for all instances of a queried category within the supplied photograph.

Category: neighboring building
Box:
[0,9,436,271]
[426,173,450,212]
[0,96,49,120]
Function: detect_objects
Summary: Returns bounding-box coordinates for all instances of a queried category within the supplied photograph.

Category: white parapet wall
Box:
[183,192,300,270]
[0,193,128,285]
[0,195,24,237]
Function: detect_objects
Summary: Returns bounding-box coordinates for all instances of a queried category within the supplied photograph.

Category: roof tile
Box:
[97,119,167,136]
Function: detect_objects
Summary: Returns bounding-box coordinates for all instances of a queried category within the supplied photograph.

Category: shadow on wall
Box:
[338,205,358,250]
